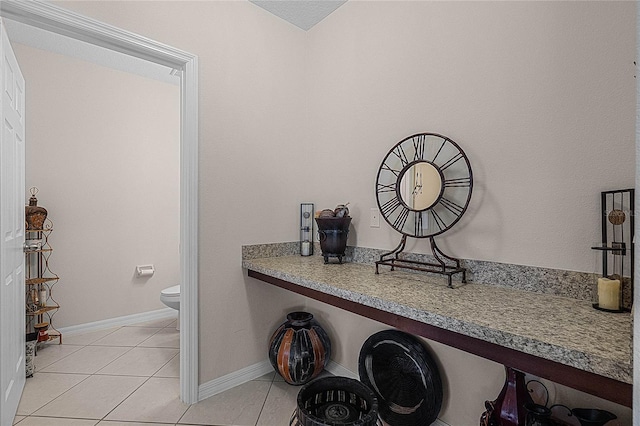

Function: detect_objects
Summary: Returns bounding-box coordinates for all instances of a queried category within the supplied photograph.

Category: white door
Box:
[0,17,26,426]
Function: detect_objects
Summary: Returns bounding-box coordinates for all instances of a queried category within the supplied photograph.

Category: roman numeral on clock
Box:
[414,212,424,237]
[381,161,402,177]
[443,177,471,188]
[413,134,425,161]
[380,197,402,217]
[392,206,410,230]
[391,145,409,168]
[376,182,396,194]
[440,153,463,171]
[430,209,446,231]
[438,197,465,215]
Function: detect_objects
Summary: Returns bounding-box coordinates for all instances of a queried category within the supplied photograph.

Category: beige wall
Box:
[33,1,636,424]
[305,2,634,424]
[306,1,635,273]
[50,0,313,382]
[16,44,181,327]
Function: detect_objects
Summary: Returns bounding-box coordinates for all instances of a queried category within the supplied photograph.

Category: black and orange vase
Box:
[268,311,331,386]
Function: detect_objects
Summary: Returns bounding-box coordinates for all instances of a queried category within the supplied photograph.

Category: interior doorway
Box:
[0,1,199,404]
[13,34,181,333]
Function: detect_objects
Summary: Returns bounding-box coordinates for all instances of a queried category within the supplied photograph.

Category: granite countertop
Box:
[243,254,632,384]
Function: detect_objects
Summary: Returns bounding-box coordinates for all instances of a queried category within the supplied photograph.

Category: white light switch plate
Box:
[370,208,380,228]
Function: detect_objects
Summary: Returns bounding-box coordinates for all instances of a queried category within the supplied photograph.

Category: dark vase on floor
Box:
[290,376,382,426]
[269,311,331,386]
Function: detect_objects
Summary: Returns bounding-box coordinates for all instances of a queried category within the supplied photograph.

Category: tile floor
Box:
[13,317,302,426]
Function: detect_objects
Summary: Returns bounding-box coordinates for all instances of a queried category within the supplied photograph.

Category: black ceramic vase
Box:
[289,376,381,426]
[268,311,331,385]
[315,217,351,264]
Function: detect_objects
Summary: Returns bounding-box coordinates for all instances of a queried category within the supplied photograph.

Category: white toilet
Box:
[160,284,180,330]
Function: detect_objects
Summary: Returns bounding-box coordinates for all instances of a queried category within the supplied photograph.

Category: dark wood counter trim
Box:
[248,269,632,407]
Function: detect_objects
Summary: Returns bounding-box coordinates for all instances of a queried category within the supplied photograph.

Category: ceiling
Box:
[250,0,347,31]
[4,1,347,84]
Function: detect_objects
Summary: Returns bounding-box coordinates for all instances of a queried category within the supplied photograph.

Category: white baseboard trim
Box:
[57,308,178,336]
[198,359,274,402]
[198,359,357,402]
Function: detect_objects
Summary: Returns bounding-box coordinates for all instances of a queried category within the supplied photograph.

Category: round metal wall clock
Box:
[375,133,473,237]
[374,132,473,287]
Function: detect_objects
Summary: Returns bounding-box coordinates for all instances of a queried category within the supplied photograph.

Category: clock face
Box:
[375,133,473,238]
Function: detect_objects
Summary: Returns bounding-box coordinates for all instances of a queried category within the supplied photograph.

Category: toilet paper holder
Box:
[136,264,155,277]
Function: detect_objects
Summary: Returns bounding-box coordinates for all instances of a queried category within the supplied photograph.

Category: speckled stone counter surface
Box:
[242,246,632,386]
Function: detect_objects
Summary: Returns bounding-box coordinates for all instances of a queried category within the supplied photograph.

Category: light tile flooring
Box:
[13,317,301,426]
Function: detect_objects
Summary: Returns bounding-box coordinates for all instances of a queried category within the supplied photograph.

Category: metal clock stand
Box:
[375,235,466,288]
[374,132,473,288]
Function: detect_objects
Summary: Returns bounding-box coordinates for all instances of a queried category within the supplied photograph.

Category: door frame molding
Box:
[0,0,199,404]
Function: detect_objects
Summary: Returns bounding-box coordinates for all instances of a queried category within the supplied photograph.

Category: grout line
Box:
[147,350,180,379]
[16,372,93,417]
[92,345,136,376]
[33,343,84,370]
[17,321,182,424]
[17,335,100,418]
[253,375,276,426]
[99,374,154,423]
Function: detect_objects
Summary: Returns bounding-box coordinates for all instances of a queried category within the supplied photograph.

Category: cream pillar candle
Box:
[301,241,311,256]
[597,277,621,310]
